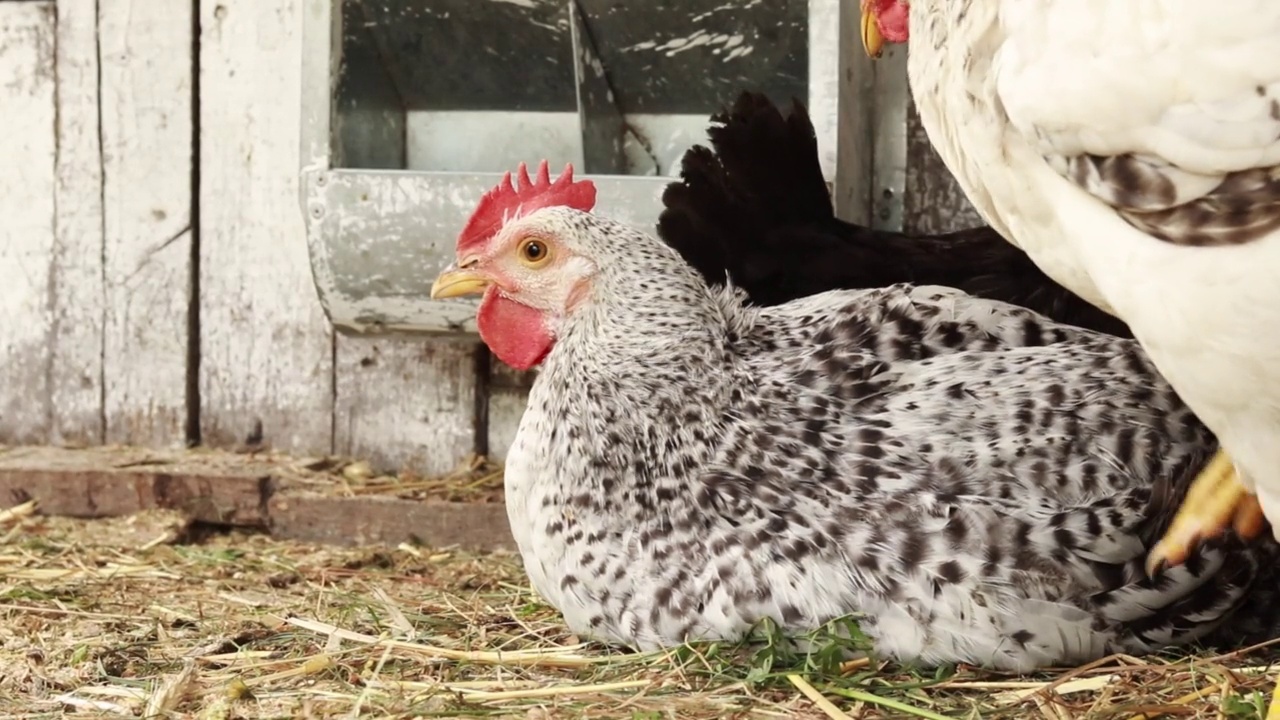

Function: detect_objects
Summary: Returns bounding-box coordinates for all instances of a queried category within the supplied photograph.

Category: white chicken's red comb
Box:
[457,160,597,253]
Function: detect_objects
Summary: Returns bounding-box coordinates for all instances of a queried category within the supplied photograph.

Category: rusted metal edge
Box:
[0,446,515,552]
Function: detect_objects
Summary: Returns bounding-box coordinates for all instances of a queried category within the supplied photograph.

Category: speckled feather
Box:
[897,0,1280,531]
[654,90,1132,337]
[497,206,1280,672]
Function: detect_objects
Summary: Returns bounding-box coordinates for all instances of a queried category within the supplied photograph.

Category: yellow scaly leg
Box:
[1146,449,1266,576]
[1268,679,1280,720]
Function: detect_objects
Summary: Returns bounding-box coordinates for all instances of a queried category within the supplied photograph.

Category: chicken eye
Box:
[519,238,551,265]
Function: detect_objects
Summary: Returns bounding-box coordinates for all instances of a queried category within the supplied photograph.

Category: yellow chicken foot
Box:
[1269,679,1280,720]
[1146,450,1266,577]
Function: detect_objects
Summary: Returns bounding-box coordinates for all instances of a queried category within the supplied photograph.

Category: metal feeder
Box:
[300,0,908,336]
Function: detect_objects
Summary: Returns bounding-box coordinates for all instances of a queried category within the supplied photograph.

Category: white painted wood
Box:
[808,0,848,186]
[99,0,193,446]
[49,0,106,445]
[488,364,535,464]
[810,0,909,230]
[0,2,56,444]
[199,0,334,453]
[334,337,477,476]
[811,0,875,226]
[488,392,528,464]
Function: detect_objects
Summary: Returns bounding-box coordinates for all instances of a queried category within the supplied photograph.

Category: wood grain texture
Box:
[333,337,478,476]
[809,0,876,225]
[0,446,270,526]
[268,494,514,551]
[902,97,985,235]
[0,445,515,551]
[0,2,56,444]
[99,0,193,447]
[198,0,334,454]
[49,0,106,446]
[488,362,535,463]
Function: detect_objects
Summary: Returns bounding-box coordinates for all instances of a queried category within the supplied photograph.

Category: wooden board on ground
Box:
[99,0,194,447]
[50,0,107,446]
[0,445,514,551]
[333,337,479,477]
[0,445,271,527]
[197,0,335,454]
[267,492,510,550]
[0,2,57,445]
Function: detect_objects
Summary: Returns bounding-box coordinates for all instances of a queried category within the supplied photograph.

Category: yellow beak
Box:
[430,266,491,299]
[861,7,885,58]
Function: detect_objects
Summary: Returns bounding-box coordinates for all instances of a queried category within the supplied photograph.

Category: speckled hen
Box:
[429,161,1280,672]
[857,0,1280,575]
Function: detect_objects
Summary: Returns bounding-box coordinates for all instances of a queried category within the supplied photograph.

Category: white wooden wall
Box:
[0,0,975,477]
[1,0,190,449]
[0,0,495,475]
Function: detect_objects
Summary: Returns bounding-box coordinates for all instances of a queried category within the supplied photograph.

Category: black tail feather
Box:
[657,91,1133,339]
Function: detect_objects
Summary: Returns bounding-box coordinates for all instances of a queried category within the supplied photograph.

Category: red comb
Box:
[457,160,597,254]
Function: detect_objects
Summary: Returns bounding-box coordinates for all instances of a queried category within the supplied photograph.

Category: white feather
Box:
[906,0,1280,527]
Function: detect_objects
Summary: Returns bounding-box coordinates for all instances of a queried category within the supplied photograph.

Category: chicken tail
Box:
[1136,448,1280,649]
[655,92,1134,337]
[657,91,855,306]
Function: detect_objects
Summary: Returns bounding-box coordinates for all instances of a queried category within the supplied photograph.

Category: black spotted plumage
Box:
[1060,155,1280,247]
[894,0,1280,558]
[474,204,1280,672]
[655,90,1132,337]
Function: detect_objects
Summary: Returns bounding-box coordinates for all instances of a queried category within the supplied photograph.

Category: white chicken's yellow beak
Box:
[430,266,491,299]
[861,7,885,58]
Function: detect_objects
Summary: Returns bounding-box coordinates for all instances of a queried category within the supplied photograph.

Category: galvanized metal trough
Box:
[299,0,908,336]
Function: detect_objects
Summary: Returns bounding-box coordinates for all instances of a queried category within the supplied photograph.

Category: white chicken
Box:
[859,0,1280,577]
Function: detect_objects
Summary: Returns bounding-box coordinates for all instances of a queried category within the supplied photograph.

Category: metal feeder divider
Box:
[299,0,908,336]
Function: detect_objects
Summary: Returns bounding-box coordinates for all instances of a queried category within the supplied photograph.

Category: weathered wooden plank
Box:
[0,2,56,445]
[0,446,269,526]
[810,0,877,225]
[903,98,985,235]
[49,0,106,446]
[0,445,516,551]
[488,363,535,463]
[268,494,514,551]
[99,0,193,447]
[199,0,334,453]
[333,337,478,476]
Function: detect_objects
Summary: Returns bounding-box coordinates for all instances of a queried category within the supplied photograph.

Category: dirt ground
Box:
[1,503,1279,719]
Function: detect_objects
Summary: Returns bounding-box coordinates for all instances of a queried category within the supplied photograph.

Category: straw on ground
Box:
[1,503,1278,718]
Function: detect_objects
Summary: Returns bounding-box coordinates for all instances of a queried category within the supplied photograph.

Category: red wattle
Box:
[876,0,909,42]
[476,286,554,370]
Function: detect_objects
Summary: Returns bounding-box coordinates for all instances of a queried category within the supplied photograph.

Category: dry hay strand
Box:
[0,502,1278,718]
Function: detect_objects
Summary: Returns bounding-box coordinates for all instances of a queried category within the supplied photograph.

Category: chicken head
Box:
[430,161,600,371]
[861,0,909,57]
